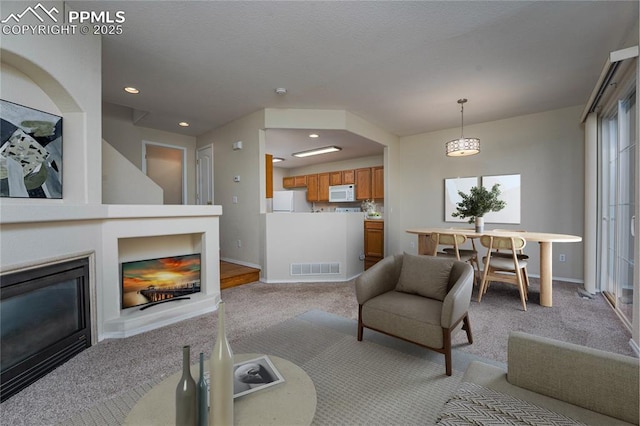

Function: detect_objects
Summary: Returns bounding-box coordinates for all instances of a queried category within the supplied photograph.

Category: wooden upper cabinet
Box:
[283,176,295,188]
[284,167,381,200]
[329,171,342,186]
[328,169,355,186]
[355,168,372,200]
[355,166,384,200]
[283,175,307,188]
[372,166,384,199]
[306,174,319,201]
[266,154,273,198]
[342,170,355,184]
[318,173,330,201]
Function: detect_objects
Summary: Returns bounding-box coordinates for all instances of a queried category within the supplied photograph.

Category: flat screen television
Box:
[121,253,201,310]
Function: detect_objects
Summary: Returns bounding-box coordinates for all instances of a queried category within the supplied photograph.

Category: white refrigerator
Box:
[272,190,312,212]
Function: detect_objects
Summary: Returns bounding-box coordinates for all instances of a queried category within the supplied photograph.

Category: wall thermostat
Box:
[232,141,243,150]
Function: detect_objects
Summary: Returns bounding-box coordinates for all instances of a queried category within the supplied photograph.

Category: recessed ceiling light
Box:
[124,86,139,94]
[272,157,285,163]
[292,146,341,158]
[179,121,190,127]
[309,133,319,138]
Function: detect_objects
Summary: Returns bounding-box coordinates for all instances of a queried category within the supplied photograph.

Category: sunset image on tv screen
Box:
[121,254,201,309]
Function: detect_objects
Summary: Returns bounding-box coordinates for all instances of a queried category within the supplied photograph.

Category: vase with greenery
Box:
[452,184,506,232]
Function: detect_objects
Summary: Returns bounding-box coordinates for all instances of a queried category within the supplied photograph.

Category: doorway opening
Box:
[142,141,187,205]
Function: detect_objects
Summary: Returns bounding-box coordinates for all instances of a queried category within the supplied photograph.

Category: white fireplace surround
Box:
[0,204,222,341]
[0,22,222,342]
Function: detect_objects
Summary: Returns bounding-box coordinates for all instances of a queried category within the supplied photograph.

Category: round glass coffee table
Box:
[124,354,316,425]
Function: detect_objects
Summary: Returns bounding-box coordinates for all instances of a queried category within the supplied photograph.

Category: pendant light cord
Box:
[460,102,464,139]
[457,98,468,139]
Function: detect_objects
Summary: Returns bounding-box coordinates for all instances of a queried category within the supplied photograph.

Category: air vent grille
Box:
[290,262,340,276]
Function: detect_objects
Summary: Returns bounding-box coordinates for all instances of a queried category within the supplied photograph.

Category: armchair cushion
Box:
[395,253,455,301]
[362,291,444,347]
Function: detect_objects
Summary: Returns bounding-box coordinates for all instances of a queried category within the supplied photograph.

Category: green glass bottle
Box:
[176,345,196,426]
[196,352,208,426]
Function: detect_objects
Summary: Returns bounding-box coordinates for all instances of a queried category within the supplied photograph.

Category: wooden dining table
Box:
[405,228,582,307]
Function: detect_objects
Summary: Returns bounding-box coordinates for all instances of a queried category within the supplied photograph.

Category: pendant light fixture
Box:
[445,98,480,157]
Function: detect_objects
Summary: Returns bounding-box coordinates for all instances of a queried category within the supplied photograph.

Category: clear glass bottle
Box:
[196,352,208,426]
[176,345,196,426]
[209,302,233,426]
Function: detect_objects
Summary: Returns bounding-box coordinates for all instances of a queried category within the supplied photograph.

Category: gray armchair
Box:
[356,253,474,376]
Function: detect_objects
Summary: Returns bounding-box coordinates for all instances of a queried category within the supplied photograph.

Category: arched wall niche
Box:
[1,48,81,113]
[0,45,99,205]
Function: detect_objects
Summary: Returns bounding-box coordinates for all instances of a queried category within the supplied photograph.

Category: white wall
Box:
[102,140,163,204]
[197,109,266,268]
[264,212,364,282]
[144,143,184,204]
[272,167,288,191]
[390,105,585,282]
[287,155,383,176]
[102,102,197,204]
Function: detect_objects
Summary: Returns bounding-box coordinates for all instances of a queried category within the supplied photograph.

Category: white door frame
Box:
[196,144,214,205]
[142,140,188,205]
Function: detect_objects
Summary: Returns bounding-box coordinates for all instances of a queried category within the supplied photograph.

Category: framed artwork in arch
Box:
[0,99,62,198]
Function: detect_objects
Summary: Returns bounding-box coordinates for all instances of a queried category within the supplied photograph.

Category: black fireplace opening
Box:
[1,257,91,402]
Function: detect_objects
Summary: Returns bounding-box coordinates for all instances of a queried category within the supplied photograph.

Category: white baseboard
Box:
[526,274,584,284]
[262,273,360,284]
[629,338,640,357]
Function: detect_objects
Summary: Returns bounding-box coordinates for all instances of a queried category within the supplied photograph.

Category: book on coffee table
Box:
[205,355,285,399]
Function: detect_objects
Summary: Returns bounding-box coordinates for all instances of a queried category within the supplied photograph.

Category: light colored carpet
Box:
[63,311,466,426]
[453,277,636,362]
[0,278,634,425]
[0,281,358,426]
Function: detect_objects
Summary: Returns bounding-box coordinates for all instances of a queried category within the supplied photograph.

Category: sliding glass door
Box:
[600,90,636,328]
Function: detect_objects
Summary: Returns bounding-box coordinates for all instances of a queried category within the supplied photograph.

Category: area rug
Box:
[63,311,469,425]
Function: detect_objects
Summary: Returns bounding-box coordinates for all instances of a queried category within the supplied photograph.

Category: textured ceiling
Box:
[80,1,638,164]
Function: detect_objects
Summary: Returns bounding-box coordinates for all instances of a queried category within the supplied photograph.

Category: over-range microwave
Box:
[329,184,355,202]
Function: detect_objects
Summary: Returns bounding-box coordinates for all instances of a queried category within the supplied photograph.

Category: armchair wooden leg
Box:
[443,328,452,376]
[357,305,364,341]
[462,314,473,344]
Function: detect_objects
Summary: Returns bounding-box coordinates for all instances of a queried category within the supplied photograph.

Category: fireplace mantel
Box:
[0,204,223,341]
[0,203,222,224]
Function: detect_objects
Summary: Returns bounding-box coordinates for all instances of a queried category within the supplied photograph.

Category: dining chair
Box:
[429,232,480,283]
[478,234,530,311]
[444,228,481,268]
[492,230,529,258]
[491,230,530,282]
